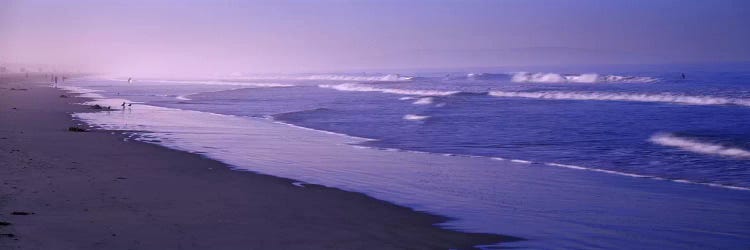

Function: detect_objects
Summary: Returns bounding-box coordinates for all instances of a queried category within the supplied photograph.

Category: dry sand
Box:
[0,74,519,249]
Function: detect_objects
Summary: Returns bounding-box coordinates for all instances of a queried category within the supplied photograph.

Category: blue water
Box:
[64,64,750,249]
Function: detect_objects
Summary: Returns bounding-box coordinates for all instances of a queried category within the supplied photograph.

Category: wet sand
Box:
[0,74,518,249]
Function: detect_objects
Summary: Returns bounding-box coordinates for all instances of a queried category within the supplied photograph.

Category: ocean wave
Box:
[347,143,749,191]
[649,133,750,158]
[466,73,510,80]
[319,83,459,96]
[58,86,106,99]
[403,114,430,121]
[488,91,750,107]
[303,74,413,82]
[511,72,657,83]
[145,79,295,88]
[412,97,434,105]
[543,162,750,191]
[321,83,750,107]
[230,74,414,82]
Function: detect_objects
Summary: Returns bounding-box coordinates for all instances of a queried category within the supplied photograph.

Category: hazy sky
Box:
[1,0,749,76]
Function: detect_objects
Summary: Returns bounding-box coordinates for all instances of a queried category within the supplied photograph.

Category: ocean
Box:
[61,64,750,249]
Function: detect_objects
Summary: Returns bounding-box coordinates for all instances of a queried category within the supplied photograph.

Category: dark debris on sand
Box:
[68,127,88,132]
[90,104,113,110]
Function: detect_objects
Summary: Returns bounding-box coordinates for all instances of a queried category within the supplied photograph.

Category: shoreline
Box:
[0,75,519,249]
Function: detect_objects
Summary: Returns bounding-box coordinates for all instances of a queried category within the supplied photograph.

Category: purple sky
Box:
[1,0,749,75]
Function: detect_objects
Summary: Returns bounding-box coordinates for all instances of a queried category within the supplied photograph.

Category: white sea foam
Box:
[649,133,750,158]
[510,159,532,164]
[319,83,459,96]
[543,162,750,190]
[323,84,750,107]
[488,91,750,107]
[303,74,413,82]
[412,97,434,105]
[403,114,430,121]
[271,119,376,141]
[228,74,413,82]
[58,86,105,99]
[511,72,657,83]
[545,162,588,170]
[144,79,295,88]
[545,162,649,178]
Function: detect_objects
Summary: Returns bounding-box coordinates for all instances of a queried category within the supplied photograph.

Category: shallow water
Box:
[62,66,750,249]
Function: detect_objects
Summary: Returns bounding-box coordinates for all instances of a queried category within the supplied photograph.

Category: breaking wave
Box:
[144,79,295,88]
[403,114,430,121]
[319,83,459,96]
[231,74,414,82]
[488,91,750,107]
[466,73,510,80]
[649,133,750,158]
[511,72,657,83]
[319,83,750,107]
[175,95,192,101]
[303,74,413,82]
[412,97,434,105]
[58,86,105,99]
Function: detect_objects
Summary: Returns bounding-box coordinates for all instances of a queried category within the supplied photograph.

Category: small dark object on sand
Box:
[0,221,11,226]
[60,94,68,98]
[68,127,87,132]
[91,104,104,109]
[0,233,15,238]
[11,211,32,215]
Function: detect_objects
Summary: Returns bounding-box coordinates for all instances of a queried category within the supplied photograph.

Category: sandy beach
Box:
[0,75,517,249]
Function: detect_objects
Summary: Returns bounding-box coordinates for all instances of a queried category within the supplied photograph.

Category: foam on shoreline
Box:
[317,83,750,107]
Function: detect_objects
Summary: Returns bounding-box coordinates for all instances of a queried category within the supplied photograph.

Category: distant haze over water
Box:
[1,0,749,76]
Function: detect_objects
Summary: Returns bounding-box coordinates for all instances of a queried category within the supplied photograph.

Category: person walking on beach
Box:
[54,76,58,88]
[121,102,126,110]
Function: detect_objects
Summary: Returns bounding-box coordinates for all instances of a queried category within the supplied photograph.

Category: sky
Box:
[1,0,749,76]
